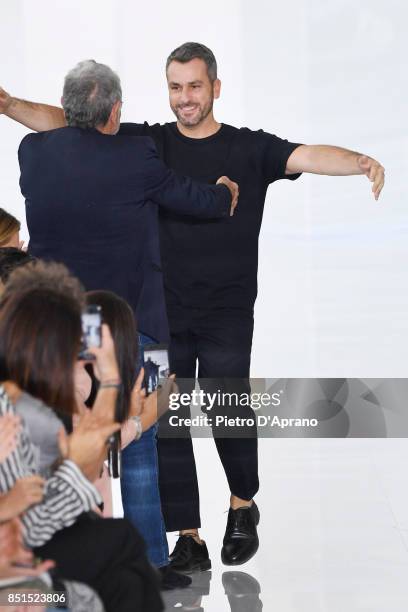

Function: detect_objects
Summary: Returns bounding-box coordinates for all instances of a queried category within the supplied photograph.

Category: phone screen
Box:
[78,305,102,360]
[143,344,170,393]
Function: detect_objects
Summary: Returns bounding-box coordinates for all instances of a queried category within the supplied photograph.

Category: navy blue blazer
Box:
[18,127,231,342]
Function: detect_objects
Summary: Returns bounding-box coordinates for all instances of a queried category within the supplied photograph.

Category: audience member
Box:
[85,290,185,590]
[0,262,163,612]
[0,416,104,612]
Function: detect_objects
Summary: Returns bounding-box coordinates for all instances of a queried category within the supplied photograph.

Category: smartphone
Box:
[107,432,121,479]
[78,304,102,360]
[143,343,170,394]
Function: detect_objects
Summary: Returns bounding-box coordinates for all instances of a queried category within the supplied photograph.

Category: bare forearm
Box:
[5,97,66,131]
[287,143,385,200]
[93,386,119,422]
[295,144,363,175]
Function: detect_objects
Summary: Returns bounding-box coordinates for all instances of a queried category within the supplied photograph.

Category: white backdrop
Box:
[1,0,407,377]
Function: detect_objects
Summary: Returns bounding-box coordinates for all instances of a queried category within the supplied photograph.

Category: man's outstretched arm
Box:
[286,144,385,200]
[0,87,65,131]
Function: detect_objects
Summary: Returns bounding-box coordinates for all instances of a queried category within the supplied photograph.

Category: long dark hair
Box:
[0,262,84,414]
[86,290,138,422]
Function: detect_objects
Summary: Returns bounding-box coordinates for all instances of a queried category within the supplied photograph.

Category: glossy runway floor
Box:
[114,437,408,611]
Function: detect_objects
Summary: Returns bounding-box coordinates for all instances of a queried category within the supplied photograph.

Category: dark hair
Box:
[0,247,35,284]
[0,261,84,414]
[86,290,138,422]
[166,42,217,82]
[0,208,20,247]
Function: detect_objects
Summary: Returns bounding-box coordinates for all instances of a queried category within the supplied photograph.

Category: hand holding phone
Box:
[78,305,102,361]
[129,365,178,431]
[143,344,170,393]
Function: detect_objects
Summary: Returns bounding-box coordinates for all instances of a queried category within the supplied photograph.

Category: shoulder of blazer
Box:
[113,133,158,153]
[18,126,65,152]
[18,129,159,161]
[18,130,43,160]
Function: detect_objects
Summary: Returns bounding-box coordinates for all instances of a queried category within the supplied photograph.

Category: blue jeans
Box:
[120,333,169,567]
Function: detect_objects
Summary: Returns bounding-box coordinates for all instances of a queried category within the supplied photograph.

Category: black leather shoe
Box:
[169,535,212,573]
[221,502,260,565]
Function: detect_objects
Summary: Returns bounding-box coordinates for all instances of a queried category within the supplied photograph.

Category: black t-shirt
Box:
[119,122,301,321]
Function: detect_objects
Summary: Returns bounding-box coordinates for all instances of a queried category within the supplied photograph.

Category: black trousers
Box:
[34,514,163,612]
[158,309,259,531]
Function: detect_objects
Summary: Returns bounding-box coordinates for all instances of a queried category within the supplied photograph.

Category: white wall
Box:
[1,0,406,376]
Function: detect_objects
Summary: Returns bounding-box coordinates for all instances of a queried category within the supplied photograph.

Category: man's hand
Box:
[0,87,12,114]
[217,176,239,216]
[357,155,385,201]
[0,477,45,521]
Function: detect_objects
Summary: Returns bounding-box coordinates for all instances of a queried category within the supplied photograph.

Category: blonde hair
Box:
[0,208,20,247]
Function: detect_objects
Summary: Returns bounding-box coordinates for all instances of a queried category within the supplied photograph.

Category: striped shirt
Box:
[0,385,102,547]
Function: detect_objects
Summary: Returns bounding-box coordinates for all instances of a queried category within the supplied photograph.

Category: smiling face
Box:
[167,58,221,127]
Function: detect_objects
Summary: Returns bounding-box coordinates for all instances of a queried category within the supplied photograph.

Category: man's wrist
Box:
[354,152,366,174]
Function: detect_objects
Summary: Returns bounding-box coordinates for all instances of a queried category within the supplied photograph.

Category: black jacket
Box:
[18,127,231,341]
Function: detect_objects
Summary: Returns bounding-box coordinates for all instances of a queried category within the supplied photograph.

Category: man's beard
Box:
[172,96,213,127]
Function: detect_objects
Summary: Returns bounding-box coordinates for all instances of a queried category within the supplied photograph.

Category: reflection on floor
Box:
[163,570,262,612]
[114,437,408,611]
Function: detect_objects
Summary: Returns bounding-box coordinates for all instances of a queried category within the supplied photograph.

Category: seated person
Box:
[0,415,104,612]
[84,290,183,590]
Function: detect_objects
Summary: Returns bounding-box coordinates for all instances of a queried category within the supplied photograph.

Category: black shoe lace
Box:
[229,508,253,535]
